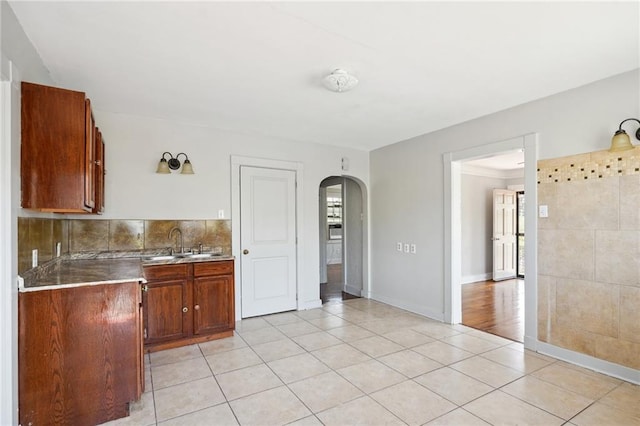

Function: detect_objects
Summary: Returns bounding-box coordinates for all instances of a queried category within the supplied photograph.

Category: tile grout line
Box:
[140,298,635,426]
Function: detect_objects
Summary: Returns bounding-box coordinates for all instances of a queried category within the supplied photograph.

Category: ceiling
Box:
[8,1,639,152]
[465,150,524,172]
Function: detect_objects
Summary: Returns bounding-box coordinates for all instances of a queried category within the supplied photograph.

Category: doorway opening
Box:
[319,176,366,304]
[444,134,538,349]
[459,152,525,342]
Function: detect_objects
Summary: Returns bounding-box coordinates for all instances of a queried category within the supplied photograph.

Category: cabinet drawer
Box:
[194,260,233,277]
[144,264,189,281]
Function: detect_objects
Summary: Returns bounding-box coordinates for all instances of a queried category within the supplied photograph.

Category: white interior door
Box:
[240,166,297,318]
[492,189,517,281]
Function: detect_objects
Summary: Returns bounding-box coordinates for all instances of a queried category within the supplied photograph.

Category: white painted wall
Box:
[1,1,56,424]
[460,173,526,283]
[370,69,640,321]
[461,174,507,283]
[87,111,368,221]
[79,111,368,310]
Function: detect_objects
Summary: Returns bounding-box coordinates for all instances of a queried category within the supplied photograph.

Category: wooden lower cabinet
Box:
[143,278,190,344]
[143,260,235,352]
[193,261,235,335]
[19,281,143,426]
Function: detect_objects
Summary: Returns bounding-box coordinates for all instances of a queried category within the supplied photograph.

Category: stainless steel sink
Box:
[179,253,221,259]
[144,255,178,261]
[143,252,224,262]
[181,253,213,259]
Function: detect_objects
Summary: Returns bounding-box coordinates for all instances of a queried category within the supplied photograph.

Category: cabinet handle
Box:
[95,160,101,166]
[141,285,148,292]
[194,304,200,311]
[182,307,188,313]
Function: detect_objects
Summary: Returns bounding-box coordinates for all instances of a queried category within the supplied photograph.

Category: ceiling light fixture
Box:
[609,118,640,152]
[323,69,358,93]
[156,152,194,174]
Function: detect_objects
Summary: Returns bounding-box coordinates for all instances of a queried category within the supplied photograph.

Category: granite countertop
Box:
[20,258,146,292]
[20,252,234,292]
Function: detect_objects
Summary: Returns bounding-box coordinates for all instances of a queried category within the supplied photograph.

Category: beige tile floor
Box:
[104,298,640,426]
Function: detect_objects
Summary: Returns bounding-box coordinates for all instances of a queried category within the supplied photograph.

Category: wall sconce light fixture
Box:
[156,152,194,174]
[609,118,640,152]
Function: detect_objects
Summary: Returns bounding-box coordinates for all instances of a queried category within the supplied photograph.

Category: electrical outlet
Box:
[403,243,410,253]
[218,209,225,219]
[396,242,403,251]
[56,242,62,257]
[32,249,38,268]
[410,244,417,254]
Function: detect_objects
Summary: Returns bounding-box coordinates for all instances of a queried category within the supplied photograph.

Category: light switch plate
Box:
[218,209,224,219]
[539,205,549,218]
[32,249,38,268]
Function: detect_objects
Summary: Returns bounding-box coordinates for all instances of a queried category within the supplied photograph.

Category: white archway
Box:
[318,175,369,300]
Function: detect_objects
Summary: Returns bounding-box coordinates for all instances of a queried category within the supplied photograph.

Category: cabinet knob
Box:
[182,307,188,313]
[243,249,249,255]
[194,304,200,311]
[141,284,148,292]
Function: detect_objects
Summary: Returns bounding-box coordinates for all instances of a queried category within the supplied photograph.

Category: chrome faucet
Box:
[168,227,184,254]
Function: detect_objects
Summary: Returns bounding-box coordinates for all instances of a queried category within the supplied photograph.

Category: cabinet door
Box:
[21,82,92,212]
[93,129,105,214]
[84,99,96,210]
[19,282,140,426]
[143,279,189,344]
[193,275,234,335]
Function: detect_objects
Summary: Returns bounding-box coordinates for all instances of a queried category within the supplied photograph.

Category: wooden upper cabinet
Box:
[21,82,105,213]
[85,99,96,210]
[94,128,105,214]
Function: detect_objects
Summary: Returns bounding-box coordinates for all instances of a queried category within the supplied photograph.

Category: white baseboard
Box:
[298,299,322,310]
[536,341,640,385]
[344,284,361,297]
[368,292,444,322]
[461,273,492,284]
[524,335,538,352]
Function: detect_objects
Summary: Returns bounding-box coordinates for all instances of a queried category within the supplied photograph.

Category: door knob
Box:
[243,249,249,255]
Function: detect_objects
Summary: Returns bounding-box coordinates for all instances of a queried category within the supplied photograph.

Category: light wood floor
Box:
[462,278,524,343]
